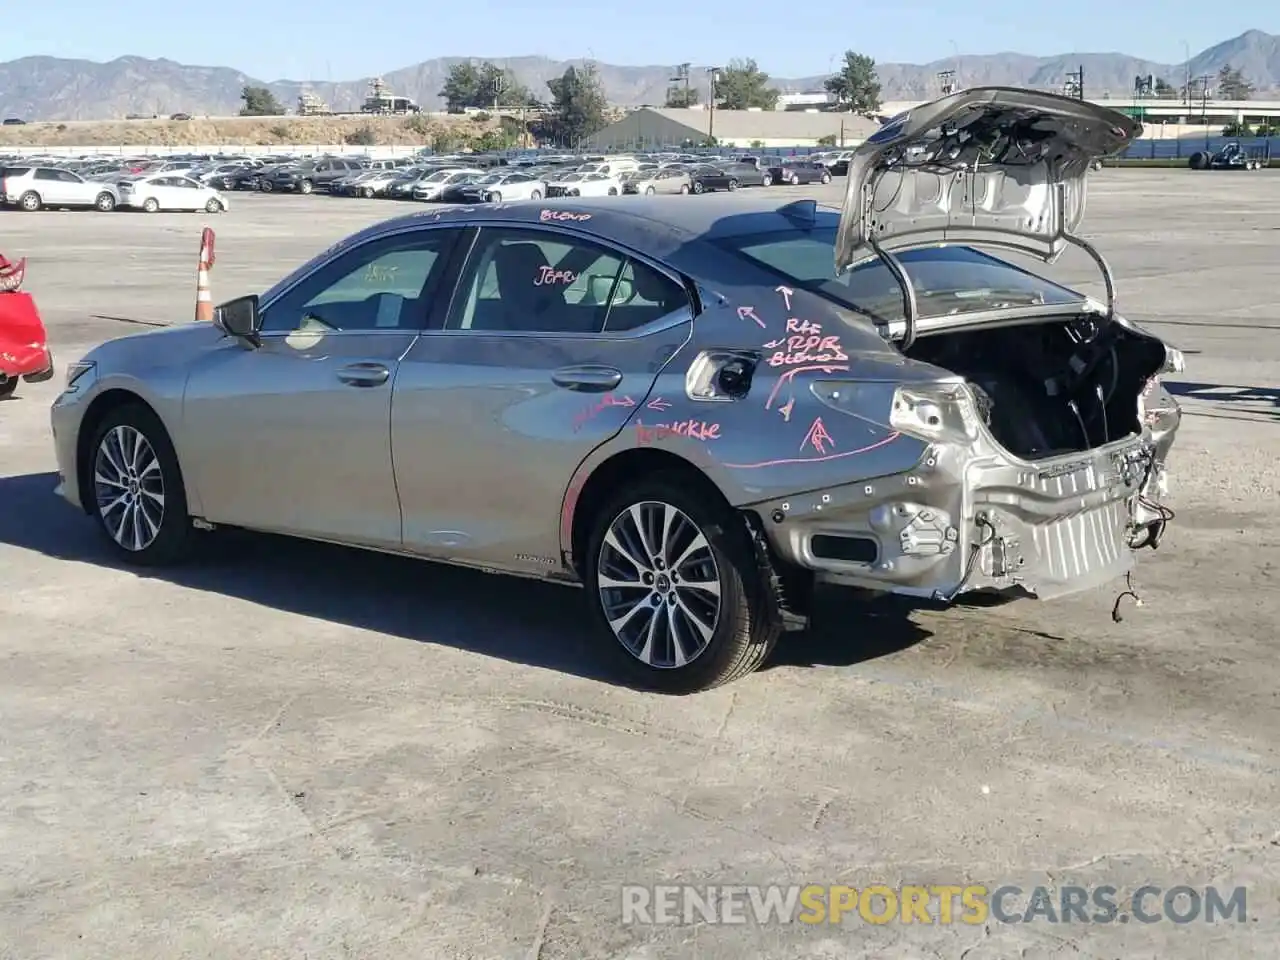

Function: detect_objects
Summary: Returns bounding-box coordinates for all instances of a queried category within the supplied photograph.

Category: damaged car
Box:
[48,87,1182,694]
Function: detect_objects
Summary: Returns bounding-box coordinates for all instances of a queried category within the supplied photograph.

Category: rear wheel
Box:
[18,191,41,211]
[530,189,542,200]
[678,184,690,194]
[0,377,16,400]
[789,173,800,185]
[692,181,704,194]
[259,180,273,192]
[727,179,739,191]
[645,186,656,195]
[87,403,194,565]
[298,180,314,195]
[362,186,375,198]
[821,171,831,183]
[584,474,779,694]
[607,187,618,195]
[95,192,116,212]
[761,174,772,187]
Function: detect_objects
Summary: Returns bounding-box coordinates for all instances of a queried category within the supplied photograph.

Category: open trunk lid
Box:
[835,87,1141,345]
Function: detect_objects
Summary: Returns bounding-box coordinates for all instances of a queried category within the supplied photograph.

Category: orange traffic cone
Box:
[194,227,216,321]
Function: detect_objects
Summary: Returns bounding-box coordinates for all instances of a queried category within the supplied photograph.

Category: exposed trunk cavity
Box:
[905,315,1168,461]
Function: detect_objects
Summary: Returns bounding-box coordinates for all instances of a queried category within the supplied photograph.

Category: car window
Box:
[34,168,60,180]
[261,229,459,334]
[450,227,688,335]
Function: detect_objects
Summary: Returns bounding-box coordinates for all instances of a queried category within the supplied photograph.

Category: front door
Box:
[392,224,693,573]
[181,225,463,547]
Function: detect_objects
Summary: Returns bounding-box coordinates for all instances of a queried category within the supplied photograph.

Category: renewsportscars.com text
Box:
[621,884,1248,926]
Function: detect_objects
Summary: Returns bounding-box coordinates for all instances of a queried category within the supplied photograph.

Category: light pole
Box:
[707,67,721,143]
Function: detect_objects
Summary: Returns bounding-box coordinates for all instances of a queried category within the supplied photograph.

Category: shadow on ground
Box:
[1166,380,1280,422]
[0,472,932,688]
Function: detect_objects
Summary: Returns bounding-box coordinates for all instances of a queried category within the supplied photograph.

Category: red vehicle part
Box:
[0,254,54,398]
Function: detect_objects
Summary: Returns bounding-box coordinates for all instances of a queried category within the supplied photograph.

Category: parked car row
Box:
[0,146,846,214]
[0,163,229,212]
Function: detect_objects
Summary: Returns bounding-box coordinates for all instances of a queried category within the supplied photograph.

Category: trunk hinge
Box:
[1056,182,1118,322]
[859,179,920,350]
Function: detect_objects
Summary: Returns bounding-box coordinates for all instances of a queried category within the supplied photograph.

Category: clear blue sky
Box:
[3,1,1272,80]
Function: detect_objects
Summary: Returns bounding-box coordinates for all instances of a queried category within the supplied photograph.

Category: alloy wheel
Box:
[596,501,722,668]
[94,425,165,551]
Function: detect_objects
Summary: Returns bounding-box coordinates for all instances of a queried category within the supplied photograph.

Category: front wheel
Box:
[142,197,160,213]
[205,197,224,213]
[87,403,194,565]
[607,187,618,195]
[760,174,772,187]
[530,189,542,200]
[820,172,831,184]
[727,179,739,191]
[692,181,704,194]
[259,180,273,192]
[298,180,314,195]
[645,186,656,195]
[678,184,690,194]
[95,192,117,212]
[584,474,779,693]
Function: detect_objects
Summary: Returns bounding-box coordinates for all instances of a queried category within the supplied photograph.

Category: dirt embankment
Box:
[0,113,508,148]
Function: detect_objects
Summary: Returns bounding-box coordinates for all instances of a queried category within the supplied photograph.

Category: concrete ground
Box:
[1,171,1277,959]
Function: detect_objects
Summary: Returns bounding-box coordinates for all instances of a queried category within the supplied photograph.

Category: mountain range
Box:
[2,30,1279,121]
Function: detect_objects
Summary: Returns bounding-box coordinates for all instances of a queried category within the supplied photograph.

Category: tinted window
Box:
[714,228,1083,323]
[450,227,687,335]
[34,168,59,180]
[261,228,459,333]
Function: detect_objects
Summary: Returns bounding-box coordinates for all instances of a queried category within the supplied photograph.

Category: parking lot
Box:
[2,171,1278,958]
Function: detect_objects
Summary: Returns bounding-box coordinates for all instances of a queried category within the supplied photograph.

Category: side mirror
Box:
[215,294,262,346]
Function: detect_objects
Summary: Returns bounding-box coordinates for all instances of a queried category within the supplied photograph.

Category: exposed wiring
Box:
[933,515,997,603]
[1111,571,1143,622]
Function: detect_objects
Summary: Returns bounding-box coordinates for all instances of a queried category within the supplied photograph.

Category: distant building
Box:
[586,107,880,149]
[775,91,836,111]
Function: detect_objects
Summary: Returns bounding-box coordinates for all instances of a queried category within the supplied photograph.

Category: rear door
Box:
[392,224,694,572]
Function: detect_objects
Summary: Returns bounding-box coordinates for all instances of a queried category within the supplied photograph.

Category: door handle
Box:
[552,364,624,392]
[337,362,390,387]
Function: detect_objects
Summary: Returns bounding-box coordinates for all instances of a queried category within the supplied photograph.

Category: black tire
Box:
[86,402,194,566]
[584,472,779,694]
[608,187,618,195]
[259,180,273,192]
[142,197,160,213]
[692,181,704,194]
[205,197,223,213]
[761,174,772,187]
[298,180,314,195]
[95,192,116,212]
[530,189,542,200]
[727,179,739,191]
[0,377,16,400]
[821,172,831,184]
[19,191,41,211]
[645,186,656,195]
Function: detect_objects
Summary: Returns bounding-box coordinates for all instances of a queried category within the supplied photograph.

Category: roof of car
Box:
[375,194,843,246]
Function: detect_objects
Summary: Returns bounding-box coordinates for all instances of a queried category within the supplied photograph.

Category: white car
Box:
[545,172,622,198]
[412,168,484,201]
[118,174,229,213]
[472,171,547,202]
[0,165,122,211]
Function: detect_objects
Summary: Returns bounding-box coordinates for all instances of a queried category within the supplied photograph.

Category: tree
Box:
[714,58,779,111]
[545,64,609,147]
[665,85,699,108]
[1153,77,1178,99]
[239,85,285,116]
[824,51,881,114]
[1216,64,1254,100]
[440,61,533,113]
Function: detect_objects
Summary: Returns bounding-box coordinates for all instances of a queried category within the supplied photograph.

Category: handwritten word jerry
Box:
[766,317,848,367]
[736,306,766,329]
[535,265,578,286]
[572,392,636,431]
[540,210,592,222]
[637,420,721,444]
